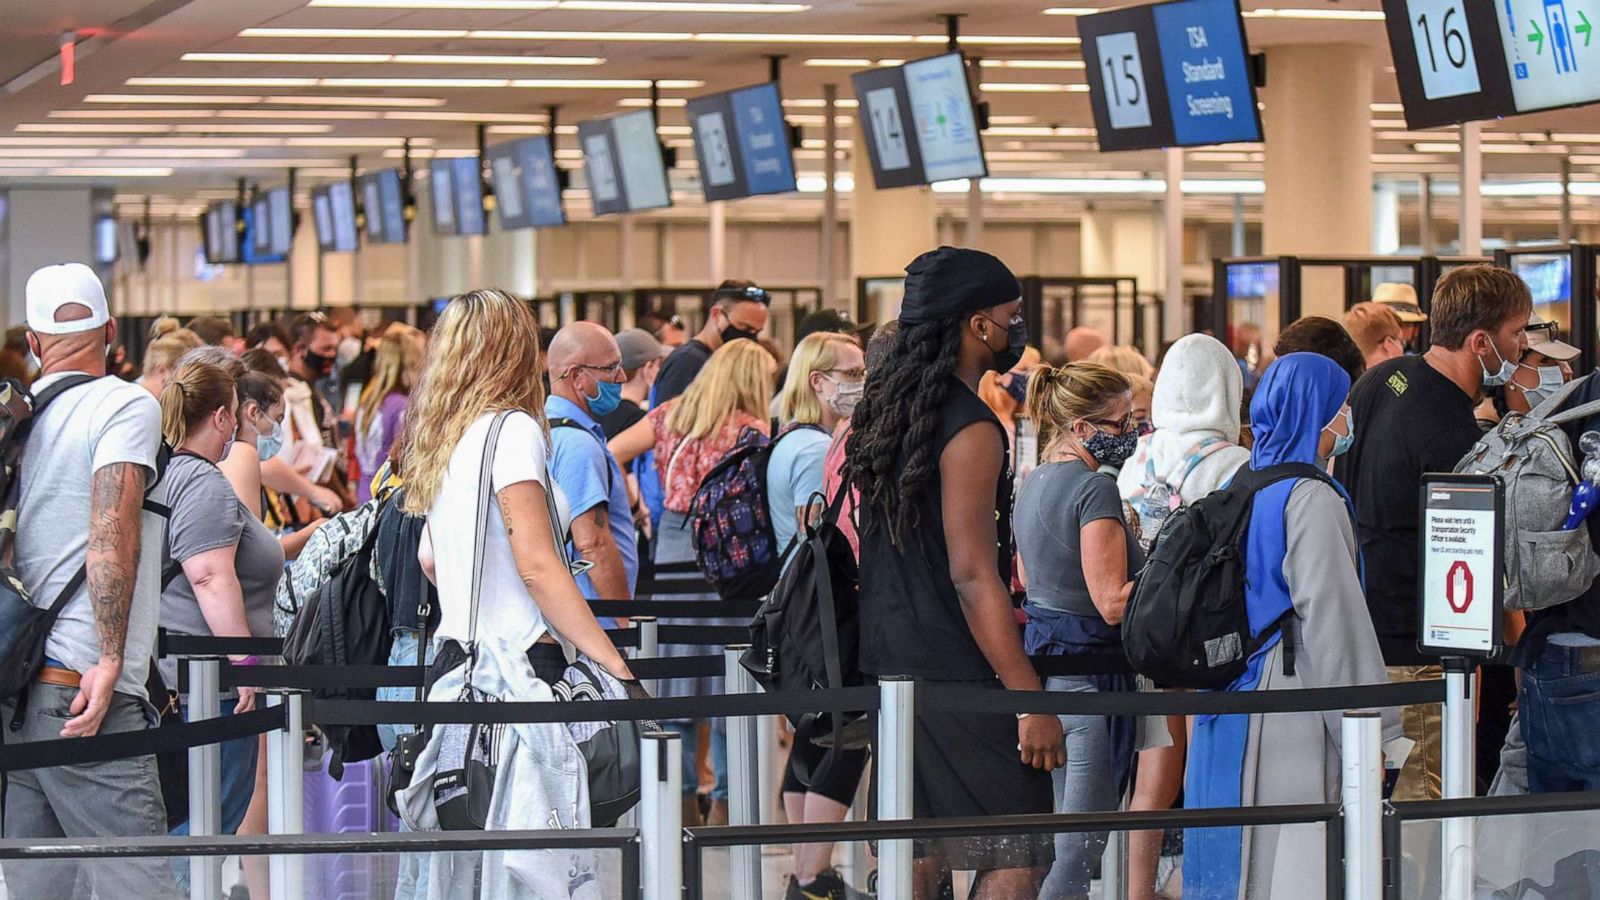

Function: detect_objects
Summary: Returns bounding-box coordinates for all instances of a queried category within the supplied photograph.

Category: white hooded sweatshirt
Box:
[1117,333,1252,513]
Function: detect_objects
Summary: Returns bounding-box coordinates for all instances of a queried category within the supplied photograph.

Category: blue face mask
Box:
[585,378,624,417]
[257,420,284,460]
[1520,364,1565,409]
[1325,408,1355,459]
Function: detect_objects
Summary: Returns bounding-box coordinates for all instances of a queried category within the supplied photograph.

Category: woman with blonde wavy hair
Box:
[354,324,425,504]
[608,336,776,826]
[397,290,635,885]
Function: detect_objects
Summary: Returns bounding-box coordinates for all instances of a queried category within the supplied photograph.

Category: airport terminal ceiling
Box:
[0,0,1597,226]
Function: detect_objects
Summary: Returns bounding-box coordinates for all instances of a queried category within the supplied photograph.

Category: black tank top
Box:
[859,378,1012,680]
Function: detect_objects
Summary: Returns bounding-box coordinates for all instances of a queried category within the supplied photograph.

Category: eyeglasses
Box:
[1086,414,1134,434]
[826,367,867,381]
[569,361,624,380]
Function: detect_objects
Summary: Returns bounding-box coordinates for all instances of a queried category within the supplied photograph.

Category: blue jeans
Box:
[1520,638,1600,793]
[170,697,258,836]
[378,630,434,753]
[662,720,728,800]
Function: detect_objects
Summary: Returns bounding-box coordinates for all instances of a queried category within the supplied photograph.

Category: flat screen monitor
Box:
[452,155,486,237]
[94,216,118,265]
[1079,0,1262,152]
[686,81,798,202]
[428,158,458,236]
[241,204,286,266]
[1492,0,1600,114]
[311,186,335,252]
[579,109,672,216]
[326,180,359,253]
[265,186,293,255]
[1227,261,1275,298]
[202,201,240,264]
[852,52,987,189]
[359,173,384,243]
[488,137,565,230]
[359,169,407,245]
[487,141,532,231]
[1513,254,1572,304]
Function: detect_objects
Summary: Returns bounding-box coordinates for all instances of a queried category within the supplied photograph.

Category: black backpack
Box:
[740,487,865,763]
[1121,463,1337,690]
[281,503,392,776]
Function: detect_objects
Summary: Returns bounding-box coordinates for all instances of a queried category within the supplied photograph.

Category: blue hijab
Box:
[1185,353,1352,900]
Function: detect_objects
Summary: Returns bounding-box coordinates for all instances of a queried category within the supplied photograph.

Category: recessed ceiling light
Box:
[128,77,320,87]
[980,59,1086,70]
[49,109,216,119]
[85,94,265,104]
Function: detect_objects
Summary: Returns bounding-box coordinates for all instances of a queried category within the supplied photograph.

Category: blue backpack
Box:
[689,423,826,601]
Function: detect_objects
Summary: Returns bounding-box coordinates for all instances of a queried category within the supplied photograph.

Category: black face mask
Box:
[987,317,1029,374]
[719,320,759,345]
[302,349,336,377]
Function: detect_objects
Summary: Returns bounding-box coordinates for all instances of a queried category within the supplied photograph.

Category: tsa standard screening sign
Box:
[1419,474,1504,656]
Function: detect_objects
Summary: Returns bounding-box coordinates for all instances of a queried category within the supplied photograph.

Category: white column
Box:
[966,178,984,249]
[709,201,728,283]
[821,83,840,306]
[1373,181,1401,255]
[1459,121,1483,256]
[1164,148,1186,343]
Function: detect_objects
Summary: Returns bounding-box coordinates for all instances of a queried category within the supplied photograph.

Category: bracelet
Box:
[230,655,261,667]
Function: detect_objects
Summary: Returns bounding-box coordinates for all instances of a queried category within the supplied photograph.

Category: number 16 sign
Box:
[1407,0,1484,98]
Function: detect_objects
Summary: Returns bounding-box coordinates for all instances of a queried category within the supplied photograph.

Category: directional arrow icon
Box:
[1530,19,1545,54]
[1579,11,1593,47]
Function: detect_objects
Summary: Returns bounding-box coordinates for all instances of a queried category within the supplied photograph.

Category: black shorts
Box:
[782,716,869,806]
[873,678,1055,872]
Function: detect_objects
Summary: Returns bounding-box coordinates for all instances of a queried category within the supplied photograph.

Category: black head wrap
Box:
[897,246,1021,326]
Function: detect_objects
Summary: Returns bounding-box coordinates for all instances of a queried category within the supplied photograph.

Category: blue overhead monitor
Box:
[311,186,334,252]
[1080,0,1262,151]
[359,169,407,245]
[851,52,987,189]
[428,158,458,236]
[241,203,286,265]
[487,140,533,231]
[451,155,486,236]
[579,109,672,216]
[518,136,566,229]
[687,81,798,202]
[201,201,240,264]
[326,179,359,253]
[265,186,293,256]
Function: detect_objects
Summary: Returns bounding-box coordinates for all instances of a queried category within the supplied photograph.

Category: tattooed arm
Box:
[497,480,632,680]
[63,461,146,738]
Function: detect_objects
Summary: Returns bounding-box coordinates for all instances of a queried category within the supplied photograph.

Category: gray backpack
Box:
[1455,375,1600,610]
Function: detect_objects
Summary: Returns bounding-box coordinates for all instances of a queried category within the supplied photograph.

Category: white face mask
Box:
[1479,339,1516,388]
[1518,363,1565,409]
[823,374,864,418]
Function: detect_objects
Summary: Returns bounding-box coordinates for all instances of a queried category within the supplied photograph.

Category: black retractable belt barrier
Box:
[160,633,284,657]
[655,625,749,645]
[921,679,1445,718]
[590,599,762,619]
[0,706,285,773]
[196,655,728,691]
[309,685,882,727]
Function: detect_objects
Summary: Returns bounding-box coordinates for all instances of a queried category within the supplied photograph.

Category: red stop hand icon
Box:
[1446,560,1474,614]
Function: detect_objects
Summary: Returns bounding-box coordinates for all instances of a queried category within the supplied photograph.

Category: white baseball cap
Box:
[25,263,110,336]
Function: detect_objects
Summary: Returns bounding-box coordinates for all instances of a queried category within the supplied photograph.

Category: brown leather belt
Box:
[37,666,81,689]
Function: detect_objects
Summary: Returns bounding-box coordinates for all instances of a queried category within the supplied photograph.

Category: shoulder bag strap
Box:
[1168,437,1229,496]
[413,558,432,696]
[466,412,511,650]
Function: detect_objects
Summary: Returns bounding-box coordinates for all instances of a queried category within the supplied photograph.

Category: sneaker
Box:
[786,868,871,900]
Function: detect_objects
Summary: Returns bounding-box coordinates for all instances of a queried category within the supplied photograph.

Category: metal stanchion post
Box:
[1341,711,1382,900]
[1441,657,1476,900]
[266,691,306,900]
[877,677,915,900]
[757,711,777,828]
[724,647,761,900]
[636,616,660,697]
[640,731,683,900]
[186,657,223,900]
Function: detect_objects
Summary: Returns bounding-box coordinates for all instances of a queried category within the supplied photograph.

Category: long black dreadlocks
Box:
[842,314,964,548]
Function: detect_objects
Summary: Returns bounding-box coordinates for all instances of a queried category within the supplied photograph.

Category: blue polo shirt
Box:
[544,395,639,600]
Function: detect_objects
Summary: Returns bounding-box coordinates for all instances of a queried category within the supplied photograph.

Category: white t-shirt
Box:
[16,372,165,698]
[427,411,571,652]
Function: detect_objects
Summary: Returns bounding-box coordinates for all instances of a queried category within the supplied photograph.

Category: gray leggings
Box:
[1039,675,1119,899]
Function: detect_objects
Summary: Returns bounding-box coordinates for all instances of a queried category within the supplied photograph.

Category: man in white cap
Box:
[5,263,178,897]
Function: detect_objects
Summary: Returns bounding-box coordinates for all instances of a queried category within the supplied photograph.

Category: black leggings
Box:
[781,717,869,806]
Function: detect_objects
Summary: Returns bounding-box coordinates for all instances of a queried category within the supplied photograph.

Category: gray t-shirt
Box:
[1014,459,1144,618]
[16,372,165,698]
[156,454,285,690]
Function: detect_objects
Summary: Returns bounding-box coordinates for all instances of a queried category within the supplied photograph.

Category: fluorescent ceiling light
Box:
[101,148,246,158]
[1244,7,1385,19]
[48,167,174,177]
[264,95,444,107]
[49,109,215,119]
[980,59,1086,70]
[218,109,381,120]
[241,28,469,38]
[172,123,334,133]
[384,110,548,122]
[145,75,699,90]
[241,26,1076,45]
[17,123,174,133]
[136,136,290,147]
[949,35,1081,46]
[987,115,1038,125]
[803,58,874,67]
[128,77,320,87]
[979,82,1081,92]
[319,77,511,88]
[307,0,808,8]
[182,51,604,66]
[284,137,412,146]
[1042,7,1098,13]
[1370,102,1406,113]
[783,98,858,109]
[618,97,689,107]
[85,93,264,104]
[511,78,702,89]
[465,29,692,40]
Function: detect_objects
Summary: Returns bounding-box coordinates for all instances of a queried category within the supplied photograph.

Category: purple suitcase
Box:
[303,755,398,900]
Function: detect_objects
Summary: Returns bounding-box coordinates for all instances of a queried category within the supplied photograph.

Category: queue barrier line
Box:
[307,685,882,727]
[180,654,730,692]
[0,705,285,773]
[919,678,1446,717]
[0,827,642,859]
[589,599,762,618]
